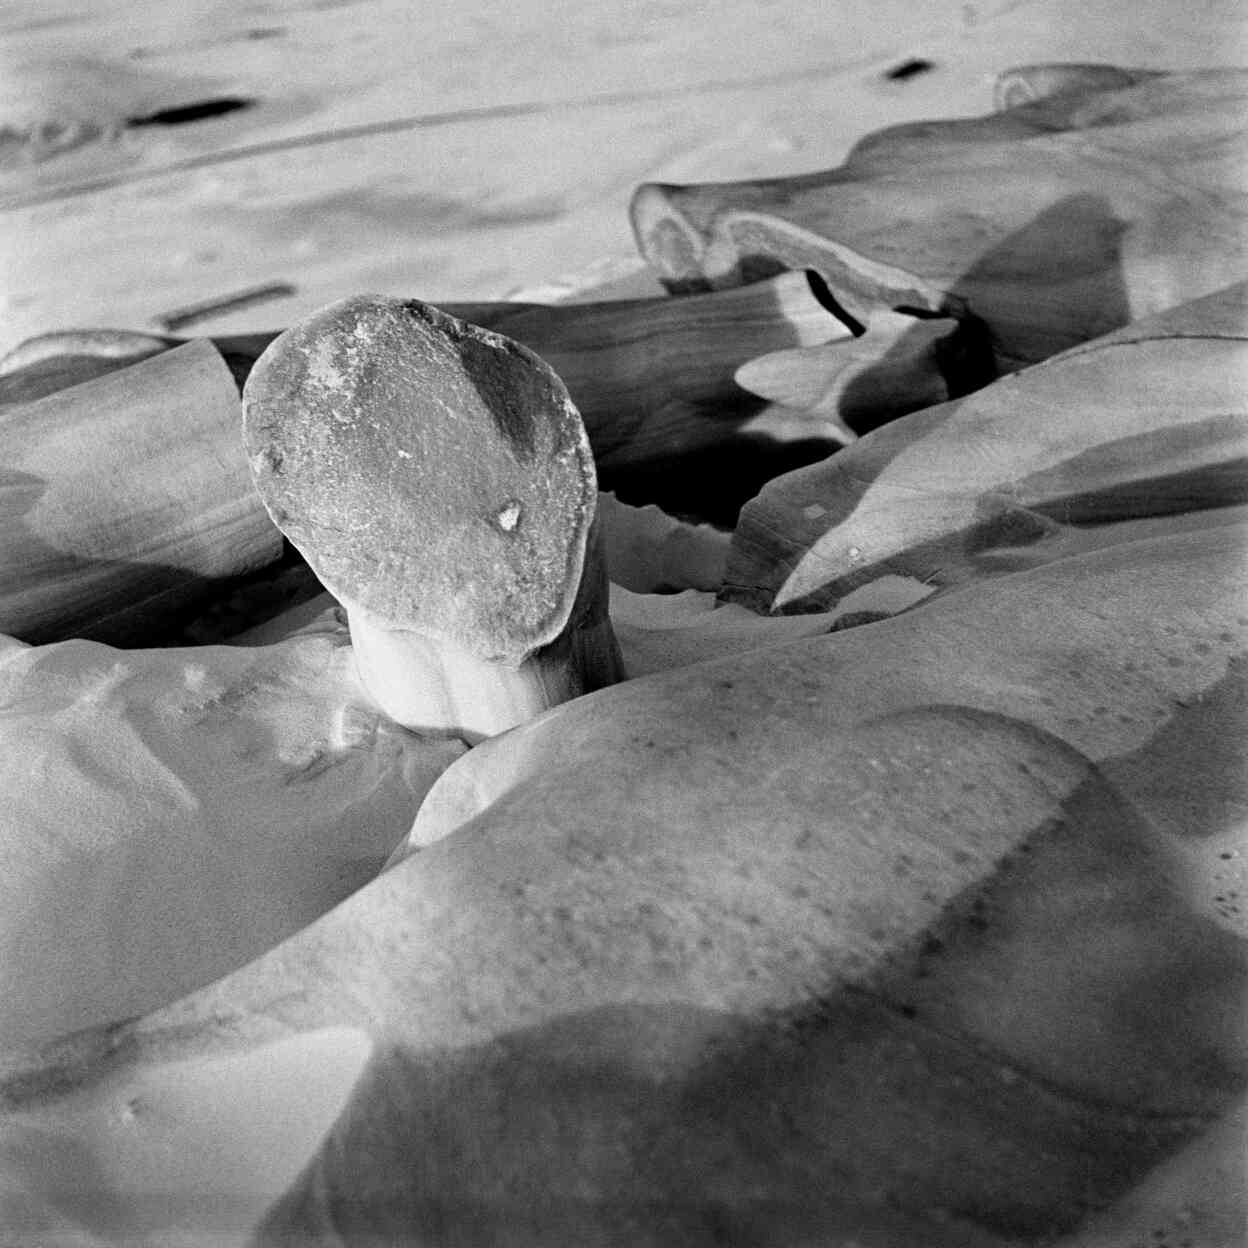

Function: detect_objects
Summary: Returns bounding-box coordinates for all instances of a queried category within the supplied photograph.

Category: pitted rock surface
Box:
[242,296,596,664]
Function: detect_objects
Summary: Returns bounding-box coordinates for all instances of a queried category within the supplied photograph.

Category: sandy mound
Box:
[0,56,234,173]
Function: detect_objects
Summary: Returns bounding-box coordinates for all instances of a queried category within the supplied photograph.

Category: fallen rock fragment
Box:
[0,339,281,644]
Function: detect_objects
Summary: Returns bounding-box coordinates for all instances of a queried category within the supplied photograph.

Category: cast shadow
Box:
[723,193,1145,612]
[0,462,309,647]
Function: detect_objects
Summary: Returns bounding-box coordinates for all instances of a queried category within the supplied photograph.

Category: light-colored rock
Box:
[0,340,281,645]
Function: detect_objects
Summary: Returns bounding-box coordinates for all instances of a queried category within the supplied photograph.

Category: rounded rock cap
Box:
[242,295,596,664]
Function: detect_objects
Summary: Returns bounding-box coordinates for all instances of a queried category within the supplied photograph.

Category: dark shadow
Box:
[606,195,1133,533]
[1100,657,1248,848]
[0,465,314,648]
[125,97,256,128]
[718,194,1159,611]
[841,305,996,435]
[884,58,937,82]
[840,192,1130,431]
[601,421,845,530]
[0,354,149,406]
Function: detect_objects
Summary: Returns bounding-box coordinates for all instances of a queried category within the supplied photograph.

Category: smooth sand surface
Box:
[3,1,1244,356]
[0,627,466,1048]
[2,1027,373,1247]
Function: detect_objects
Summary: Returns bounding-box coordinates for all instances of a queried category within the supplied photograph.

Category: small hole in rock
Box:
[126,97,256,127]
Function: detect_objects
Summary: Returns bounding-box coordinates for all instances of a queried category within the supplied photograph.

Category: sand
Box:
[0,622,465,1048]
[1,1026,373,1247]
[3,1,1244,358]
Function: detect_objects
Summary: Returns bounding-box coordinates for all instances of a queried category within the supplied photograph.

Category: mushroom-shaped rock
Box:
[243,296,623,738]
